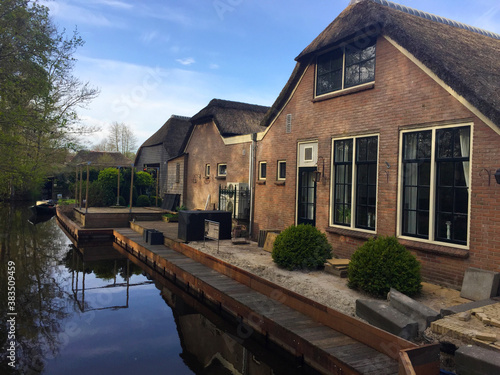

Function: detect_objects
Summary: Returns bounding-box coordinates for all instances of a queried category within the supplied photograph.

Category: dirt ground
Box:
[186,238,470,318]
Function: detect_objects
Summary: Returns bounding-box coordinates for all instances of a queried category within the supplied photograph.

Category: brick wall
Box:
[253,36,500,289]
[185,120,251,210]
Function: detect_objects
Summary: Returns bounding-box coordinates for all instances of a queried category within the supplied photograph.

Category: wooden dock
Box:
[114,227,412,375]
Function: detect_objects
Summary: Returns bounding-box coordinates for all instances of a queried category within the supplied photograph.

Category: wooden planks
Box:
[113,227,400,375]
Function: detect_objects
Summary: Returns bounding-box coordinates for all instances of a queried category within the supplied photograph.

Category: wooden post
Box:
[79,165,83,208]
[85,162,90,214]
[75,166,78,208]
[129,164,134,213]
[116,167,121,206]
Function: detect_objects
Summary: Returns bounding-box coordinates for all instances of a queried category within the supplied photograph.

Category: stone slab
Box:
[263,232,279,253]
[441,298,499,317]
[455,345,500,375]
[356,299,419,341]
[460,267,500,301]
[388,288,440,333]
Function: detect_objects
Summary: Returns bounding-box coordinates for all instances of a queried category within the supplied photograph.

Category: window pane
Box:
[261,163,266,178]
[417,187,430,210]
[279,162,286,179]
[438,187,453,212]
[454,162,467,187]
[438,162,454,186]
[437,129,453,158]
[455,189,468,214]
[418,162,431,186]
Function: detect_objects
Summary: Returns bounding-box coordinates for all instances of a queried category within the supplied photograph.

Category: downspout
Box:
[248,133,257,239]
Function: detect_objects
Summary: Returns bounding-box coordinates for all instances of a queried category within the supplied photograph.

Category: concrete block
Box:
[356,299,419,341]
[388,288,440,332]
[441,299,498,317]
[455,345,500,375]
[460,267,500,301]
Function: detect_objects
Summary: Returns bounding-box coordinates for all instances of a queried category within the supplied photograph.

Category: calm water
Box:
[0,205,319,375]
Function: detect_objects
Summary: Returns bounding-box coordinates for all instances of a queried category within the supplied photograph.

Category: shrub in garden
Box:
[272,224,332,270]
[150,196,162,207]
[136,195,150,207]
[348,236,422,297]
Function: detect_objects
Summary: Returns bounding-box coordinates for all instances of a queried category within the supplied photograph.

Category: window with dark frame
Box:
[316,37,376,96]
[332,136,378,230]
[259,162,267,180]
[277,161,286,180]
[400,126,470,246]
[205,164,210,177]
[218,163,227,176]
[175,163,180,183]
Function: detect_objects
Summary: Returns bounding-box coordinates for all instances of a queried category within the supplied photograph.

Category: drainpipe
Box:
[248,133,257,238]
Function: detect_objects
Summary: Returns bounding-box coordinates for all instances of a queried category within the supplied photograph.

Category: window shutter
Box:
[286,114,292,133]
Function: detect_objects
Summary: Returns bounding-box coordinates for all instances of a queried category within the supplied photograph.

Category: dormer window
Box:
[316,37,376,96]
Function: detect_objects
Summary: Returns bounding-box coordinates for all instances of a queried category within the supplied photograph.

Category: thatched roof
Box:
[135,115,193,162]
[262,0,500,129]
[70,151,133,166]
[190,99,269,137]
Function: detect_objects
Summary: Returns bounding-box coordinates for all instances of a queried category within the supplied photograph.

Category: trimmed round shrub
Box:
[348,236,422,297]
[136,195,150,207]
[272,224,332,270]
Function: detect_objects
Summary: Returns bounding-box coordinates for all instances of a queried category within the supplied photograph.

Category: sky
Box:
[40,0,500,149]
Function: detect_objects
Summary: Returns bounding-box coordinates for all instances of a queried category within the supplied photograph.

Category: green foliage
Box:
[118,196,126,206]
[150,196,162,207]
[97,168,124,191]
[348,236,422,297]
[176,205,187,212]
[0,1,98,200]
[272,224,332,270]
[88,181,115,207]
[136,195,150,207]
[134,171,153,195]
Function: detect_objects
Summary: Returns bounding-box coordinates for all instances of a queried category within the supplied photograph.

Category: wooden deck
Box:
[114,227,405,375]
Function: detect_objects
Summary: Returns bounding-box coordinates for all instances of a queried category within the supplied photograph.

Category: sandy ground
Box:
[185,238,470,318]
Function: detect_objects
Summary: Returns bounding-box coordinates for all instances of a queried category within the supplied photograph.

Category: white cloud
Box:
[176,57,196,66]
[72,57,218,147]
[91,0,134,10]
[209,63,220,69]
[43,1,120,28]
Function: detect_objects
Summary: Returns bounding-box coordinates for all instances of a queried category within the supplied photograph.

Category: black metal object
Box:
[178,210,231,242]
[162,194,180,211]
[218,185,250,220]
[143,229,164,245]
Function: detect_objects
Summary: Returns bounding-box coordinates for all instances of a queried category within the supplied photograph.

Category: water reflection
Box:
[0,205,318,375]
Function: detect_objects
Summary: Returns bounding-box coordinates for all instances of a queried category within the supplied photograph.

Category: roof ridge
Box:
[170,114,191,121]
[351,0,500,40]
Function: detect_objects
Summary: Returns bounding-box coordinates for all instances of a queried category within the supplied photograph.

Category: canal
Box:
[0,205,320,375]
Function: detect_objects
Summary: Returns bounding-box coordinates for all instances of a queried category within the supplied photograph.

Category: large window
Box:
[400,126,470,245]
[316,37,376,96]
[332,135,378,230]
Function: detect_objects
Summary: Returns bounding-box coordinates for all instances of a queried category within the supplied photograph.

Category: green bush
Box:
[136,195,150,207]
[348,236,422,297]
[118,196,126,206]
[88,181,115,207]
[150,196,162,207]
[272,224,332,270]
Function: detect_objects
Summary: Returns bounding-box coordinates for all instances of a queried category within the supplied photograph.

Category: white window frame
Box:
[205,163,210,177]
[259,161,267,180]
[396,123,473,249]
[217,163,227,177]
[277,160,286,180]
[329,134,379,233]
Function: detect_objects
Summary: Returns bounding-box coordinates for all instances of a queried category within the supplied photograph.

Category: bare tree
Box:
[106,122,138,158]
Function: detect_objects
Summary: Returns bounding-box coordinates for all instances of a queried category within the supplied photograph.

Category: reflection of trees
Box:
[0,204,72,374]
[61,246,143,280]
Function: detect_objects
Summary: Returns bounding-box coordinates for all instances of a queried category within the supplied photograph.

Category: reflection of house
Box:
[183,99,269,211]
[134,115,192,199]
[252,0,500,288]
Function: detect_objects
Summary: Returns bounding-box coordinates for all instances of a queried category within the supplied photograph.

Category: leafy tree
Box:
[0,0,99,200]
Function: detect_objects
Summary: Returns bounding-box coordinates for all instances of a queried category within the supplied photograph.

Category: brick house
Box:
[134,115,192,199]
[252,0,500,288]
[183,99,269,213]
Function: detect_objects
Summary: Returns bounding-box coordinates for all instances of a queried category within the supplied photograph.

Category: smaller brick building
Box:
[183,99,269,212]
[252,0,500,288]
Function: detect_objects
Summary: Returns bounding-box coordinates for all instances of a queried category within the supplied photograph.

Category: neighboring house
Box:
[253,0,500,288]
[183,99,269,213]
[134,115,192,198]
[71,150,133,166]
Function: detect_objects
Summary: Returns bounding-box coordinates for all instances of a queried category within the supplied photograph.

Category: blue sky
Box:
[41,0,500,148]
